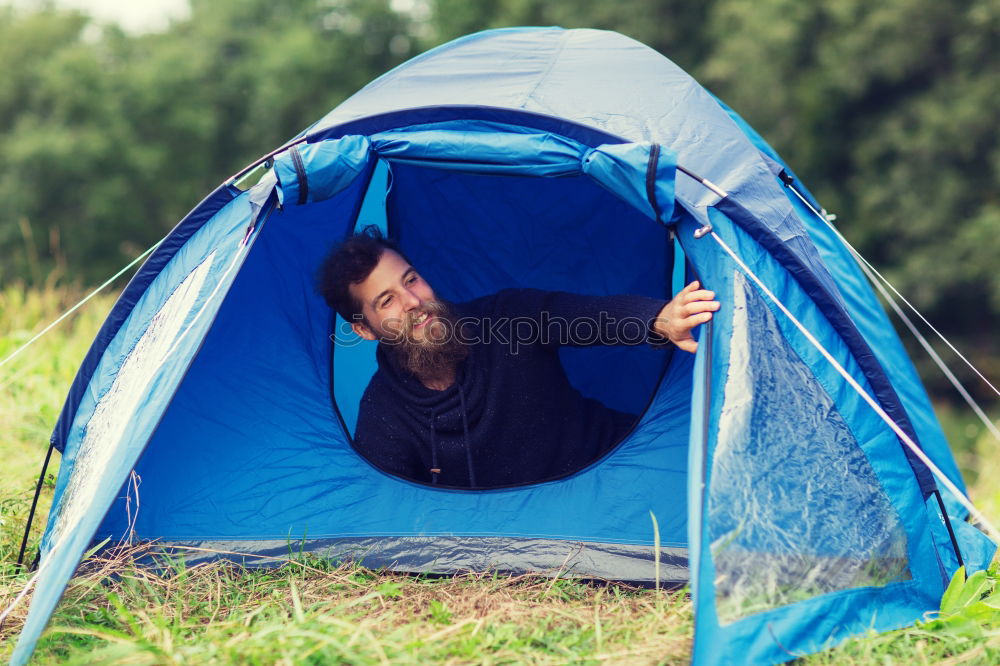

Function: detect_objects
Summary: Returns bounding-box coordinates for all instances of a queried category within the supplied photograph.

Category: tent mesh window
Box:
[709,271,912,625]
[47,251,218,552]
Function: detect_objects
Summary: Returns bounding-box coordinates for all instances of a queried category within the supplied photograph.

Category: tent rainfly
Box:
[10,27,996,666]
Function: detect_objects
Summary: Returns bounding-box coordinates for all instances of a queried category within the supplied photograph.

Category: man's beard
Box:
[385,300,469,381]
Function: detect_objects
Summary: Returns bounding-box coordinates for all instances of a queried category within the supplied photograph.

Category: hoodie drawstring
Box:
[429,407,440,484]
[426,387,475,487]
[458,384,476,488]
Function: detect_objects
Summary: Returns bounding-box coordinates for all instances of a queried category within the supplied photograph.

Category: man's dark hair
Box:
[317,226,406,321]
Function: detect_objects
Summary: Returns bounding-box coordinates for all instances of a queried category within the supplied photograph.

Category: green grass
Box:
[7,547,693,664]
[0,283,114,488]
[3,283,1000,664]
[0,283,117,571]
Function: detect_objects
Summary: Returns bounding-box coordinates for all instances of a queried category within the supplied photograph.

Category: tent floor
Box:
[107,536,689,587]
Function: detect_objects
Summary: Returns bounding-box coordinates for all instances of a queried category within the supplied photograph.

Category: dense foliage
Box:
[1,0,998,397]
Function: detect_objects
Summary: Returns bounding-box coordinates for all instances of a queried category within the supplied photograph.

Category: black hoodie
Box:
[352,288,668,488]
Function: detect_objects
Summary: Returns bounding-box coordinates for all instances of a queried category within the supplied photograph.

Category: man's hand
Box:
[653,281,720,353]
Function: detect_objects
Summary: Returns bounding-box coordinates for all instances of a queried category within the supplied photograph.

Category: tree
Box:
[1,0,996,400]
[0,0,418,286]
[425,0,715,71]
[699,0,1000,397]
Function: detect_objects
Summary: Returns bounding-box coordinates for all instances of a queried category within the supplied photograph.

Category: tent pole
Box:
[227,136,308,186]
[16,443,54,570]
[933,489,966,576]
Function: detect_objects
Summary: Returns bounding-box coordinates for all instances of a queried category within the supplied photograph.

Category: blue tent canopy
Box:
[12,27,995,666]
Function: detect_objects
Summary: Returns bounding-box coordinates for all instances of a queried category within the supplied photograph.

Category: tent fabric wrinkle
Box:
[372,127,584,174]
[273,123,678,226]
[582,141,677,224]
[11,26,994,666]
[273,134,372,207]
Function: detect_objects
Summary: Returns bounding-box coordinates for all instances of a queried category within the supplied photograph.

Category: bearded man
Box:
[318,227,718,488]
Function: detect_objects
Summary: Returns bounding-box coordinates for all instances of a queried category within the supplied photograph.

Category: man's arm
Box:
[488,285,718,352]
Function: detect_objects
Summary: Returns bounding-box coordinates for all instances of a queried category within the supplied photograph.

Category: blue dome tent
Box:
[10,27,996,665]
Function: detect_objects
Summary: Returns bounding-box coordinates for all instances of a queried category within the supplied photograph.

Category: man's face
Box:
[348,249,441,343]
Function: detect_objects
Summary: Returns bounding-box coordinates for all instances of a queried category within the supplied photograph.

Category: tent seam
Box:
[519,30,570,109]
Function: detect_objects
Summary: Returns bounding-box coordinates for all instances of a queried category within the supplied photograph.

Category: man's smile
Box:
[412,311,432,329]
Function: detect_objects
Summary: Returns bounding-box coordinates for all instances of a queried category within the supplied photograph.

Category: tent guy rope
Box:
[706,227,1000,546]
[784,183,1000,443]
[0,571,40,630]
[0,239,162,372]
